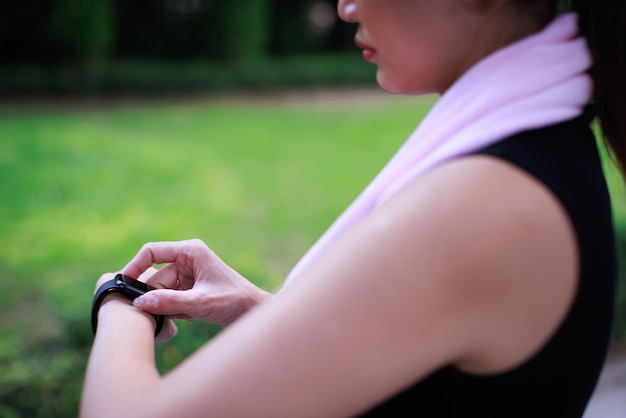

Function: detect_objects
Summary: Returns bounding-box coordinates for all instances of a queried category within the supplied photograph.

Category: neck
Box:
[444,7,552,94]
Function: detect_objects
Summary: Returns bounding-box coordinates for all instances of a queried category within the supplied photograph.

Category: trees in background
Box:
[0,0,354,66]
[212,0,272,61]
[48,0,116,66]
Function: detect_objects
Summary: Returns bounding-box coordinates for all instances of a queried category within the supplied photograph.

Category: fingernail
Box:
[134,294,156,309]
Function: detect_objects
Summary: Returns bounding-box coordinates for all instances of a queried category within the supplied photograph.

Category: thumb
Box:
[133,289,194,320]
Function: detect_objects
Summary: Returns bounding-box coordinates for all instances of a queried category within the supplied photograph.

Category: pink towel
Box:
[281,13,592,290]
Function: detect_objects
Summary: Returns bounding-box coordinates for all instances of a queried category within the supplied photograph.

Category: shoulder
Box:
[371,154,578,373]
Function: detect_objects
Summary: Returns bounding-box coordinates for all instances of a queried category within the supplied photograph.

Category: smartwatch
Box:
[91,273,165,337]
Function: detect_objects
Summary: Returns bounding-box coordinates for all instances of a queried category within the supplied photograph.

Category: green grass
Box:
[0,91,431,416]
[0,92,428,295]
[0,91,624,416]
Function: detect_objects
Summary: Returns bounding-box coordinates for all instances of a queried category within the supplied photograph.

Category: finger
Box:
[121,241,178,279]
[171,314,193,320]
[144,263,180,290]
[122,240,205,279]
[136,266,159,283]
[133,288,202,318]
[155,318,178,344]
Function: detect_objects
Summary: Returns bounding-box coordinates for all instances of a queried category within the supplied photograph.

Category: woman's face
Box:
[337,0,478,95]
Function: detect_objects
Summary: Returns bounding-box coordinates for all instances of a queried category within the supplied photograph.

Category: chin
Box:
[376,73,401,93]
[376,72,435,96]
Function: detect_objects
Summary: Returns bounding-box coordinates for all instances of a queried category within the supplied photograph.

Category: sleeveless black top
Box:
[359,110,617,417]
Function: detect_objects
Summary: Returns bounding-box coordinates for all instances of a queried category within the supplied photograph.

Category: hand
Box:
[121,239,273,327]
[94,271,178,343]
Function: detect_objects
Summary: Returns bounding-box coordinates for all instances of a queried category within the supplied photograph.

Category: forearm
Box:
[80,298,161,418]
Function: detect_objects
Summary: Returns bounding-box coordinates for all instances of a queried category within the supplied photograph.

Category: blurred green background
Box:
[0,0,374,97]
[1,1,625,417]
[0,89,438,417]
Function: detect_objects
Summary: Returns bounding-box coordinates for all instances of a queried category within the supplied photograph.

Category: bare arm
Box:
[80,155,577,418]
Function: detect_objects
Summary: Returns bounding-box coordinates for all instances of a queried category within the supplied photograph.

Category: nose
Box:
[337,0,357,23]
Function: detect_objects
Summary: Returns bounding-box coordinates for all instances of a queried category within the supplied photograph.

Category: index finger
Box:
[121,241,182,279]
[122,239,206,277]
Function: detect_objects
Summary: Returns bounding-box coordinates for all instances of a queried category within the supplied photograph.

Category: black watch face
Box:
[115,274,157,295]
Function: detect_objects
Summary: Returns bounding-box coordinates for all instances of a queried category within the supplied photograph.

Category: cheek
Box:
[378,36,453,95]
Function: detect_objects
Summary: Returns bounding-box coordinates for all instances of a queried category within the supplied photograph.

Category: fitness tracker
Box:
[91,273,165,337]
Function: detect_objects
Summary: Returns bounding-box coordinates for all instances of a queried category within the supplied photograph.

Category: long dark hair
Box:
[565,0,626,175]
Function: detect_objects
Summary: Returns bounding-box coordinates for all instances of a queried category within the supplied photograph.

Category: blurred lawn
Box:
[0,90,624,416]
[0,89,434,416]
[0,91,429,300]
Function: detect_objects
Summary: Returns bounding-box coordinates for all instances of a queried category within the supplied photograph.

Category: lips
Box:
[355,37,376,62]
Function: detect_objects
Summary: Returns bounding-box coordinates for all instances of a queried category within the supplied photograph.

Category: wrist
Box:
[91,274,164,337]
[97,296,159,336]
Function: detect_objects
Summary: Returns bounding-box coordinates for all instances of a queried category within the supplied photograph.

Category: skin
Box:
[80,1,577,417]
[337,0,541,94]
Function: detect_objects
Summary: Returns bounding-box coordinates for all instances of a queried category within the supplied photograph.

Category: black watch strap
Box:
[91,274,165,337]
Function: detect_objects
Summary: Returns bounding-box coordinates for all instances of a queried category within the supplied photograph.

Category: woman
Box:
[81,1,624,416]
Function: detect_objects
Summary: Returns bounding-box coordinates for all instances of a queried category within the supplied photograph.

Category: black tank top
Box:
[359,109,617,417]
